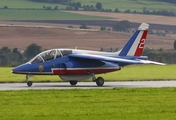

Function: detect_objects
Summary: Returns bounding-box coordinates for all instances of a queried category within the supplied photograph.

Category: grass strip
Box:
[0,88,176,120]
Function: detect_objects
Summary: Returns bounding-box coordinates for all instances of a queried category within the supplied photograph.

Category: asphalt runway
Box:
[0,81,176,90]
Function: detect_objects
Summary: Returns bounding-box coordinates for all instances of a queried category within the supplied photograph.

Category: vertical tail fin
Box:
[118,23,149,56]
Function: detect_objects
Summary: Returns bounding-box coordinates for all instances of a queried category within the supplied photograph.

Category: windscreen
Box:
[30,49,61,64]
[60,50,72,56]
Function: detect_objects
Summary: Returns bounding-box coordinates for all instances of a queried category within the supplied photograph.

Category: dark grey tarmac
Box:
[0,81,176,90]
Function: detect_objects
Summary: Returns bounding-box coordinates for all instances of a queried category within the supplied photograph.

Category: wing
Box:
[68,54,165,66]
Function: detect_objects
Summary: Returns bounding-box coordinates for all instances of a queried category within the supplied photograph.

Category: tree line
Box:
[0,43,42,66]
[143,48,176,64]
[30,0,176,4]
[158,0,176,4]
[30,0,70,4]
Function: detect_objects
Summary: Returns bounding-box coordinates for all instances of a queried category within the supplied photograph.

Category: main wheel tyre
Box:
[27,81,33,87]
[96,77,104,86]
[70,81,77,85]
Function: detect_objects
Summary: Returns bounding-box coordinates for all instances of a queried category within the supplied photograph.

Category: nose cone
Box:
[12,63,30,74]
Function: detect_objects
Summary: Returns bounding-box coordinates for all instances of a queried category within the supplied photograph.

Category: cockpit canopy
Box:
[28,49,72,64]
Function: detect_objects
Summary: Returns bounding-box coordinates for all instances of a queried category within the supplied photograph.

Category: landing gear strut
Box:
[25,74,33,87]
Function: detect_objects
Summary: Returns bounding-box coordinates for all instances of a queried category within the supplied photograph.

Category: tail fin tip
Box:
[118,22,149,57]
[138,23,149,30]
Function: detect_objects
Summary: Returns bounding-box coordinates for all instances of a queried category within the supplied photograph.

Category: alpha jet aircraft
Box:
[12,23,165,87]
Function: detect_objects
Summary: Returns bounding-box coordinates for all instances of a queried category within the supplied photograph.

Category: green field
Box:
[73,0,176,12]
[0,0,176,20]
[1,0,176,12]
[1,64,176,83]
[0,0,109,20]
[0,88,176,120]
[0,0,66,9]
[0,9,108,20]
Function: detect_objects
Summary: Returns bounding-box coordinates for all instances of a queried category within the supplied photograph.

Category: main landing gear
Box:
[25,74,33,87]
[69,73,105,86]
[95,77,104,86]
[90,72,104,86]
[92,76,104,86]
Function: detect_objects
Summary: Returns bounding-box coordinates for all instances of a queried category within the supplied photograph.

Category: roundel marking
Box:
[38,65,44,72]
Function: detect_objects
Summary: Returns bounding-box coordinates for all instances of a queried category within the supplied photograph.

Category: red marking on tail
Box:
[134,30,148,56]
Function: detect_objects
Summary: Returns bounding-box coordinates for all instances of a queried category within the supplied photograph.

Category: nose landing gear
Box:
[27,81,33,87]
[70,80,78,85]
[25,74,33,87]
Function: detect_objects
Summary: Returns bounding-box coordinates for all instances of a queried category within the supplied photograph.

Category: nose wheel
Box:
[70,81,78,85]
[25,74,34,87]
[27,81,33,87]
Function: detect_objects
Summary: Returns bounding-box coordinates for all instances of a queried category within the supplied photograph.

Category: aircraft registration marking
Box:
[139,39,145,49]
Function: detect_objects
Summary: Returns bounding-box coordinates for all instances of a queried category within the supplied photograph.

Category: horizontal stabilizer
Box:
[140,60,166,65]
